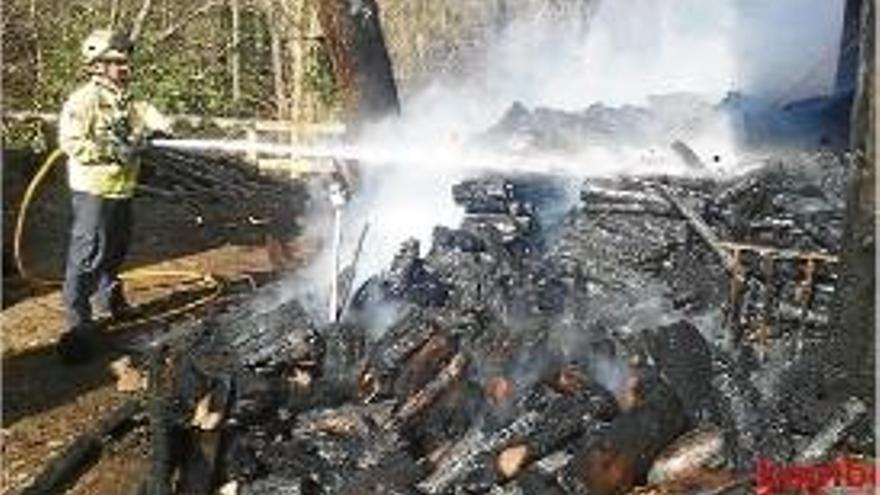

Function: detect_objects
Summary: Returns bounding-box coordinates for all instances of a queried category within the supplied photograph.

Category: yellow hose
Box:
[13,149,222,329]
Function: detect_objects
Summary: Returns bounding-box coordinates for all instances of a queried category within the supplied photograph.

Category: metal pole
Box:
[329,205,342,322]
[328,181,347,323]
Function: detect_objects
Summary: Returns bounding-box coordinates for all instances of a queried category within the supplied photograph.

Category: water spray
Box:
[327,181,348,323]
[148,137,724,180]
[148,137,550,173]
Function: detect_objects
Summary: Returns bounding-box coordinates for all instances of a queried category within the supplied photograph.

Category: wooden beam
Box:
[716,241,839,264]
[653,183,742,281]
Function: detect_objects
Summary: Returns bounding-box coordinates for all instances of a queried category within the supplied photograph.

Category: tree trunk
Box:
[290,0,310,123]
[269,12,288,119]
[315,0,400,134]
[29,0,42,90]
[836,0,875,404]
[231,0,241,103]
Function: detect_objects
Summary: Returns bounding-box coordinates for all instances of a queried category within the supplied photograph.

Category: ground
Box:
[2,151,312,494]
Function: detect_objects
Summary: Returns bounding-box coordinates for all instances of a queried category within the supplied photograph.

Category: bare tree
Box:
[263,1,289,119]
[288,0,310,122]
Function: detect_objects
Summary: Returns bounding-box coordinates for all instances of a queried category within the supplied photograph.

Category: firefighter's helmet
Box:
[81,29,132,65]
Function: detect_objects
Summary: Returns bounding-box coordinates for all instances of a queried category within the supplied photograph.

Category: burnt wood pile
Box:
[149,152,870,495]
[139,147,306,239]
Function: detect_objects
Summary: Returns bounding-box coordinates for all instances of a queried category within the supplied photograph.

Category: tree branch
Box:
[129,0,154,43]
[151,0,219,45]
[109,0,121,28]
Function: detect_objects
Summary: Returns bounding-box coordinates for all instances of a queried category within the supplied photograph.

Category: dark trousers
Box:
[62,191,133,331]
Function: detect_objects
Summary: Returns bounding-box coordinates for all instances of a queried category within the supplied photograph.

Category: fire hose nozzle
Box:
[328,181,348,208]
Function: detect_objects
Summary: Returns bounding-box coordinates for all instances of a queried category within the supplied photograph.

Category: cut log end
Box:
[577,447,637,495]
[496,443,530,480]
[485,375,515,404]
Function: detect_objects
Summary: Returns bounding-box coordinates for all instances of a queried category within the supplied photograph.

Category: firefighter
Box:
[57,29,171,362]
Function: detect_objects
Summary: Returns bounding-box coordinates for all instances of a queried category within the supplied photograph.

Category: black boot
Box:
[57,328,100,365]
[97,282,133,320]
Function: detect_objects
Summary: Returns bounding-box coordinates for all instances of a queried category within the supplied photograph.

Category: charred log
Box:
[419,379,618,494]
[401,378,484,461]
[148,349,177,495]
[336,450,426,495]
[489,466,569,495]
[562,375,688,495]
[711,357,792,470]
[795,396,868,462]
[356,307,485,408]
[647,424,727,485]
[176,377,233,494]
[20,400,144,495]
[316,322,367,402]
[394,351,468,424]
[453,178,518,215]
[639,320,719,424]
[417,411,543,494]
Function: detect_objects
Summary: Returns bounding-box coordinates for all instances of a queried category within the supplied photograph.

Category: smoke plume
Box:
[282,0,847,322]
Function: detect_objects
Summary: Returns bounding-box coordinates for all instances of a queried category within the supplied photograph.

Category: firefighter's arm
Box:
[58,92,115,165]
[134,101,173,140]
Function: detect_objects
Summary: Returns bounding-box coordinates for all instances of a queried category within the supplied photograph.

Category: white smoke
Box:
[390,0,844,129]
[283,0,847,321]
[733,0,846,101]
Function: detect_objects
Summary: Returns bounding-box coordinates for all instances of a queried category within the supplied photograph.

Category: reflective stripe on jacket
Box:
[59,76,171,198]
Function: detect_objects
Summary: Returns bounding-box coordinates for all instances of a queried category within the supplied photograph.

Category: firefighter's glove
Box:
[110,135,136,163]
[147,130,172,142]
[110,133,150,163]
[111,134,146,163]
[107,108,135,162]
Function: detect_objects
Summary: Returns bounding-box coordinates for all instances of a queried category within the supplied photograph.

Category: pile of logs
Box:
[139,147,307,237]
[140,151,870,494]
[23,151,870,494]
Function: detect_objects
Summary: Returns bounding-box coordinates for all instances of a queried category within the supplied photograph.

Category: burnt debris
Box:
[480,92,854,154]
[143,150,870,495]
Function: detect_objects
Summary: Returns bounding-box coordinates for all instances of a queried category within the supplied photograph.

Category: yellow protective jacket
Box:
[59,76,172,198]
